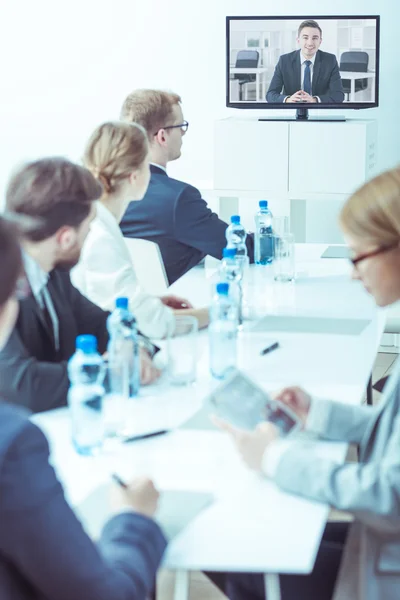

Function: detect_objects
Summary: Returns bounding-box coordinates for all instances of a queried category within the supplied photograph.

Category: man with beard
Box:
[0,157,161,413]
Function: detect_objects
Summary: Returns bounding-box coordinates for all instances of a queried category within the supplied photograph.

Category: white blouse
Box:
[71,202,175,339]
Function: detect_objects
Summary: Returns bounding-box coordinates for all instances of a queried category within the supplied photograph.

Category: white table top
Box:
[33,244,385,574]
[230,67,268,74]
[339,71,376,78]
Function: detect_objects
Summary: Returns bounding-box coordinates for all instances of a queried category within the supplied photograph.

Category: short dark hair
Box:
[0,217,22,307]
[5,157,102,242]
[298,20,322,37]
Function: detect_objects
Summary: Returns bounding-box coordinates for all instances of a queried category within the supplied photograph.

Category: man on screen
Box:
[266,19,344,104]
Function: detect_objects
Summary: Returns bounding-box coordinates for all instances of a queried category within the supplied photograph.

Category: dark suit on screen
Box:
[266,49,344,104]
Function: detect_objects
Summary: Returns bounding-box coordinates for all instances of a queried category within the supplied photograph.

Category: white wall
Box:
[0,0,399,205]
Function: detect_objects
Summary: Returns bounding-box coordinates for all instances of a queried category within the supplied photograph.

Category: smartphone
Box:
[207,369,301,436]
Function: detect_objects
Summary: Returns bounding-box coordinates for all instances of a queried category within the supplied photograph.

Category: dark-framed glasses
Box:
[153,121,189,136]
[349,242,399,267]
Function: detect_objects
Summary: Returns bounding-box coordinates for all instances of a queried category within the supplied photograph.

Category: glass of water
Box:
[102,360,130,439]
[273,233,295,282]
[167,315,198,385]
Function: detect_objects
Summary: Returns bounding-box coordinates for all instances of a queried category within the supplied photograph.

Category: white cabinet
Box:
[213,117,378,243]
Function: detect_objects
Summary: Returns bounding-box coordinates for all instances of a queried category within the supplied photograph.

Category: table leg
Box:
[256,72,260,101]
[264,573,281,600]
[351,78,355,102]
[367,375,373,406]
[174,570,190,600]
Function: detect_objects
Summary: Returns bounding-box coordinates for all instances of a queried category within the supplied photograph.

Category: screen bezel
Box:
[226,14,380,110]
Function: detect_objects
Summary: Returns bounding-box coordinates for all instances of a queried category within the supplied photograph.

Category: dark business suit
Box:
[0,400,166,600]
[120,165,255,285]
[0,268,156,413]
[266,50,344,104]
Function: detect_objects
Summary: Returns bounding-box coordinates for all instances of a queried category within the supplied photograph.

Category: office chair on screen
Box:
[234,50,260,100]
[340,51,369,101]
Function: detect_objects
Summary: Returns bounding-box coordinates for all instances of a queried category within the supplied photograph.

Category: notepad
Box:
[75,483,213,541]
[253,315,370,336]
[321,245,350,259]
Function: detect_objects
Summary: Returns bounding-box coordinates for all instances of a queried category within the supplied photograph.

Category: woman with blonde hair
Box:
[72,121,208,339]
[216,167,400,599]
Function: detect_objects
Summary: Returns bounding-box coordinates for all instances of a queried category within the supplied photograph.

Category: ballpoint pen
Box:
[260,341,280,356]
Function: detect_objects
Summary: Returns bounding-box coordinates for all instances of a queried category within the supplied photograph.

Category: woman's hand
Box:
[273,387,312,427]
[140,349,161,385]
[214,417,279,472]
[161,294,193,309]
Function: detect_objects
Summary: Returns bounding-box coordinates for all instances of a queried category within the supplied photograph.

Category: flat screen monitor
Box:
[227,15,380,117]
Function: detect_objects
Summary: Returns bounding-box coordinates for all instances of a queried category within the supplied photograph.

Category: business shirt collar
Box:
[22,251,49,302]
[300,51,317,66]
[150,162,167,174]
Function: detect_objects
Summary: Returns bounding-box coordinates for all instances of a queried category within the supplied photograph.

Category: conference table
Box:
[339,70,376,102]
[230,67,269,101]
[33,244,386,600]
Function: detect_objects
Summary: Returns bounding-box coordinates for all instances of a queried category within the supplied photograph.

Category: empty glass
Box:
[102,361,130,439]
[167,316,198,385]
[274,233,295,282]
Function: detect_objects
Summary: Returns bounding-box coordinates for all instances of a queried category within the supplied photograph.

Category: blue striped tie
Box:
[303,60,312,95]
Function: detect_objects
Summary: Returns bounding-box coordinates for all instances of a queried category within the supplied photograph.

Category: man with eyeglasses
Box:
[119,89,255,285]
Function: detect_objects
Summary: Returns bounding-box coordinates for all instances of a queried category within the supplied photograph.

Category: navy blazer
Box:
[0,400,166,600]
[0,269,157,413]
[120,165,255,285]
[266,49,344,104]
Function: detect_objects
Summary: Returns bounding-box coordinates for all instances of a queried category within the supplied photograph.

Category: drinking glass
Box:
[274,233,295,282]
[167,315,198,385]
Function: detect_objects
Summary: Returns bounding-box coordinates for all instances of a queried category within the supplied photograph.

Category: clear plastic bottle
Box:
[220,247,243,326]
[254,200,274,265]
[209,282,238,379]
[107,297,140,402]
[67,334,105,456]
[225,215,248,264]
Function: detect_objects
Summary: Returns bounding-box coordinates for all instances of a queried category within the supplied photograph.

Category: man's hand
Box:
[213,417,279,472]
[273,386,311,427]
[140,348,161,385]
[161,294,193,309]
[111,476,160,518]
[298,91,317,103]
[284,90,304,103]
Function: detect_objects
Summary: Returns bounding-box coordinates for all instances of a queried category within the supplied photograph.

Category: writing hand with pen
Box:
[111,474,160,518]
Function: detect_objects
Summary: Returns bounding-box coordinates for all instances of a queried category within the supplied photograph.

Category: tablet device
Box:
[207,369,301,435]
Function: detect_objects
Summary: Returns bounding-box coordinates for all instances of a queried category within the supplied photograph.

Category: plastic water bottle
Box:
[254,200,274,265]
[225,215,248,264]
[68,335,105,456]
[209,282,239,379]
[107,297,140,404]
[220,247,243,326]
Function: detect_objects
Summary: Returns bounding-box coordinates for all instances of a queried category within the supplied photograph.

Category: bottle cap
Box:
[223,247,237,258]
[76,334,97,354]
[216,282,229,295]
[259,200,268,209]
[230,215,240,224]
[115,297,129,310]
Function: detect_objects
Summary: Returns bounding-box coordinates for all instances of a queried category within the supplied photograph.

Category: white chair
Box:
[123,237,168,295]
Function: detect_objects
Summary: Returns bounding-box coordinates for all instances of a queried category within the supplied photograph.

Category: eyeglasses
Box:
[349,243,399,267]
[153,121,189,136]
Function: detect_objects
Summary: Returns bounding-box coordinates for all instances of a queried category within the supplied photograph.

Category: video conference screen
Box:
[227,16,379,106]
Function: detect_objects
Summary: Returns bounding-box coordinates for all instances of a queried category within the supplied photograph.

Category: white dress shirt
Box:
[285,51,320,103]
[71,202,175,340]
[23,251,60,350]
[150,162,167,173]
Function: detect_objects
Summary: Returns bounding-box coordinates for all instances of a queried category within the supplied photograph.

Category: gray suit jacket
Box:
[266,49,344,104]
[274,362,400,599]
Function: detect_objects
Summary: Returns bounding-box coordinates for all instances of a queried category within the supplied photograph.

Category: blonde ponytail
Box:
[83,121,148,196]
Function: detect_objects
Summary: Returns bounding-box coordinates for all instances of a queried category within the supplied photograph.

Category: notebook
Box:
[321,245,350,259]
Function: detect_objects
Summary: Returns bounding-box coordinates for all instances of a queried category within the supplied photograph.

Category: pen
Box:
[123,429,169,444]
[260,342,280,356]
[111,473,128,489]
